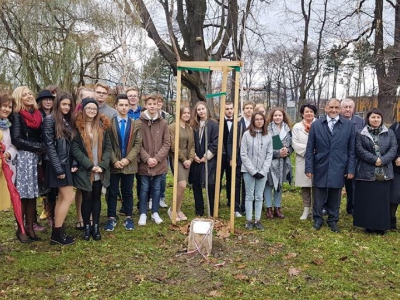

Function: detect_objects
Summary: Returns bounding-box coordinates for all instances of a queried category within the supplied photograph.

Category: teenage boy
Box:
[127,87,142,120]
[138,95,171,225]
[105,94,142,231]
[221,101,234,214]
[94,83,117,119]
[227,101,255,216]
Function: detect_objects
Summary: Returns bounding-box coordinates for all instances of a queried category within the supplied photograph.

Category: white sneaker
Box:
[148,198,152,210]
[151,212,163,224]
[234,211,243,218]
[138,214,147,226]
[159,198,168,208]
[300,207,310,220]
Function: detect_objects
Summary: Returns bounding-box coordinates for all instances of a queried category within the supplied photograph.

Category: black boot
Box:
[92,224,101,241]
[50,227,75,245]
[391,217,397,230]
[83,224,91,241]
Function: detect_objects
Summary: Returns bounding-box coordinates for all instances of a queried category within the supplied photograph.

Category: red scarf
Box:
[302,120,311,133]
[19,108,42,129]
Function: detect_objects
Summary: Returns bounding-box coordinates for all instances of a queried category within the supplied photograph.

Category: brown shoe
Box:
[274,207,285,219]
[266,207,274,219]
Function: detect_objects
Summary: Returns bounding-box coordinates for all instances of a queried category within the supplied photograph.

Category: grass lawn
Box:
[1,174,400,299]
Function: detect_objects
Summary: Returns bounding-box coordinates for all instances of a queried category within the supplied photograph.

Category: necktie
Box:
[120,119,126,157]
[329,119,336,133]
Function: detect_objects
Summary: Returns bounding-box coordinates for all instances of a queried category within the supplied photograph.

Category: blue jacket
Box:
[305,115,355,188]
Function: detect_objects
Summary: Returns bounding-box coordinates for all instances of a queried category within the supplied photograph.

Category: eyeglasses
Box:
[42,98,54,102]
[85,107,98,112]
[255,118,264,121]
[96,91,108,96]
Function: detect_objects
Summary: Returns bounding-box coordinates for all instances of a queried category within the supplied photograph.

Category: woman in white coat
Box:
[292,104,317,220]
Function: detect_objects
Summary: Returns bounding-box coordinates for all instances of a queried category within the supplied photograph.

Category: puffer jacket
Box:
[42,115,72,176]
[138,110,170,176]
[10,112,44,153]
[355,126,398,181]
[240,130,273,176]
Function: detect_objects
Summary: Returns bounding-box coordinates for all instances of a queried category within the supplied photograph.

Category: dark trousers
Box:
[344,178,355,214]
[81,180,102,225]
[313,187,341,225]
[108,173,134,218]
[193,182,216,217]
[234,165,245,213]
[220,159,232,205]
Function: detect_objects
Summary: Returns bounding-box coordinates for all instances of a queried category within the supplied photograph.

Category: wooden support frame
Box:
[172,61,243,235]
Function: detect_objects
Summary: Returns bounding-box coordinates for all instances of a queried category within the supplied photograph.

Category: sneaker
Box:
[168,208,181,222]
[177,211,188,221]
[234,211,243,218]
[124,218,134,230]
[151,212,163,224]
[254,221,265,231]
[148,199,152,210]
[245,221,254,230]
[138,214,147,226]
[159,198,168,208]
[104,218,117,232]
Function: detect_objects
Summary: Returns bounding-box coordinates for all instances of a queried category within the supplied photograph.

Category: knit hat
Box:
[36,90,55,103]
[81,97,99,109]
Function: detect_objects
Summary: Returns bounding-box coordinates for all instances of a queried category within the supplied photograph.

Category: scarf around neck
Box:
[19,108,42,129]
[0,118,11,130]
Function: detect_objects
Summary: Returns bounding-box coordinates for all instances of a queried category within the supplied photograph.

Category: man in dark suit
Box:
[341,98,365,215]
[220,102,234,212]
[305,98,355,232]
[227,101,255,217]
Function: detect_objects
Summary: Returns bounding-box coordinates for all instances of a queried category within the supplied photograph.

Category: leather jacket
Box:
[10,112,44,153]
[42,115,72,176]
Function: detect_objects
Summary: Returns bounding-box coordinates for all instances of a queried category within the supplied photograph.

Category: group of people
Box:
[1,85,399,246]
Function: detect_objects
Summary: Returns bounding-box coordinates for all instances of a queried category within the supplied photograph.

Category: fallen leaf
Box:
[288,267,301,276]
[209,290,222,297]
[5,256,15,262]
[338,256,348,261]
[234,274,249,280]
[311,259,324,266]
[284,252,298,260]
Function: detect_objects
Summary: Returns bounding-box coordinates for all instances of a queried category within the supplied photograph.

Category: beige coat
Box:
[292,121,312,187]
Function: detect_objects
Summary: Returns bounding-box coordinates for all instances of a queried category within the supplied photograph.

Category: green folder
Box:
[272,135,284,150]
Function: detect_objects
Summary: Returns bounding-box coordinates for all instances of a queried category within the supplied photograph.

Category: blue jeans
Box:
[151,173,166,199]
[108,173,134,218]
[264,185,282,208]
[139,174,162,214]
[243,173,267,222]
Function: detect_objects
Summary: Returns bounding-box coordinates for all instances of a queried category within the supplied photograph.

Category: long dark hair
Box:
[52,91,75,139]
[248,112,268,137]
[365,108,383,127]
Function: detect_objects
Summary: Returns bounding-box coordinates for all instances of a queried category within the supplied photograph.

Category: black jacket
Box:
[10,112,44,153]
[389,122,400,174]
[355,126,398,181]
[42,115,72,176]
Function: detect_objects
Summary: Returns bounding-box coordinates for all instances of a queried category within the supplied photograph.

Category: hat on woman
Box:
[36,90,55,103]
[81,97,99,109]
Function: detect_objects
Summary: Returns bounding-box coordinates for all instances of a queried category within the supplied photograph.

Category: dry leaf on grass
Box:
[338,256,348,261]
[288,267,301,276]
[234,274,249,280]
[237,264,247,269]
[311,259,324,266]
[209,290,222,297]
[284,252,298,260]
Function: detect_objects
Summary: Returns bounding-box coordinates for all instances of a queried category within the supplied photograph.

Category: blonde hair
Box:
[12,86,38,112]
[77,87,94,104]
[126,87,139,94]
[94,82,109,92]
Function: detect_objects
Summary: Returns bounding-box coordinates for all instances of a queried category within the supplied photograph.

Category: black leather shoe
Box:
[83,224,91,241]
[313,222,323,230]
[329,224,340,233]
[92,224,101,241]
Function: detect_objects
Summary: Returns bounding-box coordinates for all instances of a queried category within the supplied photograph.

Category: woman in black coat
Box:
[188,101,219,217]
[42,91,77,245]
[354,108,398,235]
[389,120,400,230]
